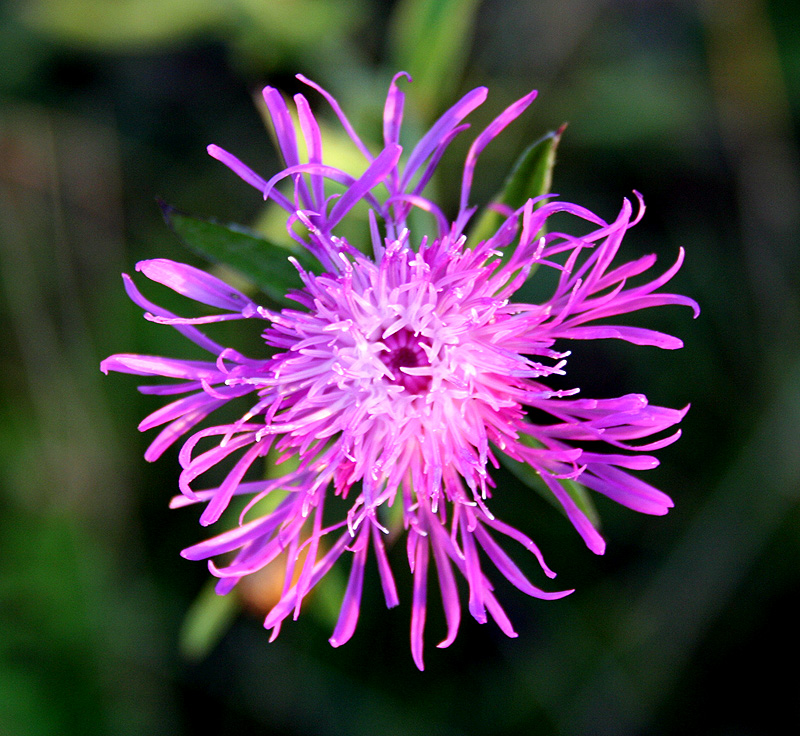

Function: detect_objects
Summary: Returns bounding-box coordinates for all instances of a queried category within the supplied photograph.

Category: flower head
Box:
[102,73,698,669]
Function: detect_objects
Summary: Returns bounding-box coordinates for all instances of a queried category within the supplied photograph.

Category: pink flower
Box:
[102,74,698,669]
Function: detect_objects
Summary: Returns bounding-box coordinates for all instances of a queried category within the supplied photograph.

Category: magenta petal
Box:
[294,93,325,208]
[473,525,571,600]
[329,526,369,647]
[121,273,225,355]
[326,144,402,230]
[181,512,285,560]
[402,86,487,189]
[136,259,255,312]
[428,518,461,648]
[100,354,220,381]
[143,404,226,462]
[581,465,674,515]
[461,523,487,623]
[199,442,266,526]
[384,72,411,149]
[558,324,684,349]
[483,591,519,639]
[459,89,537,214]
[264,533,351,632]
[372,524,399,608]
[207,144,269,191]
[263,87,300,168]
[410,533,429,672]
[541,472,607,555]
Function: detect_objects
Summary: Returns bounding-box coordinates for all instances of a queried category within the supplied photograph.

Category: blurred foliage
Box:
[1,0,799,735]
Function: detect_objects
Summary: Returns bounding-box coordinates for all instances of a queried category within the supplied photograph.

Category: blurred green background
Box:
[1,0,798,734]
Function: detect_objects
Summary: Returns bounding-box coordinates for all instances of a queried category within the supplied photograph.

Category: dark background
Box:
[1,0,798,734]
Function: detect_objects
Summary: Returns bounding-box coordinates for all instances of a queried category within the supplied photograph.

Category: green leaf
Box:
[161,202,312,306]
[468,125,565,247]
[388,0,482,116]
[179,579,239,661]
[497,435,601,530]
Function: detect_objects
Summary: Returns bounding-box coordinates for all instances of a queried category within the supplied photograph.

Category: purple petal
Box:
[461,522,487,623]
[384,72,411,149]
[100,354,220,381]
[136,259,255,312]
[473,524,572,600]
[329,525,369,647]
[580,465,674,515]
[540,472,606,555]
[326,144,402,231]
[121,273,225,355]
[200,442,267,526]
[295,93,325,208]
[264,532,351,631]
[459,89,537,214]
[410,533,429,671]
[402,86,488,190]
[372,523,399,608]
[181,509,290,560]
[556,325,684,349]
[429,522,461,649]
[207,144,269,191]
[144,404,226,462]
[296,74,374,161]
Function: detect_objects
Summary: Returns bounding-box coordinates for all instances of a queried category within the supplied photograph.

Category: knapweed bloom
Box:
[102,74,698,669]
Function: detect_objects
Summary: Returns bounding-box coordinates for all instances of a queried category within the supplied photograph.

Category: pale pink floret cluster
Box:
[102,73,698,669]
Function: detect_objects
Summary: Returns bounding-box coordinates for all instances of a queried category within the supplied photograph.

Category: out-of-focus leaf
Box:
[388,0,482,116]
[469,125,565,247]
[498,436,601,530]
[179,579,239,661]
[235,0,362,47]
[18,0,362,53]
[19,0,224,47]
[161,203,311,306]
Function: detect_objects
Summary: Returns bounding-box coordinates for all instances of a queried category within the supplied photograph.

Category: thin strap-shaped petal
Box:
[120,274,225,355]
[199,442,267,526]
[180,507,290,560]
[540,472,606,555]
[100,354,220,381]
[329,525,369,647]
[372,523,399,608]
[296,74,374,161]
[410,533,429,671]
[263,86,313,209]
[429,521,461,649]
[295,93,325,209]
[384,72,410,159]
[459,89,538,215]
[264,532,351,631]
[207,144,268,190]
[473,524,572,600]
[144,402,227,462]
[461,521,487,623]
[326,144,402,231]
[402,86,488,190]
[136,259,255,312]
[554,324,684,349]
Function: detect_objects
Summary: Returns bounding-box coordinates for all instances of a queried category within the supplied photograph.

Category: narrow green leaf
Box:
[468,124,565,247]
[179,578,239,661]
[161,202,311,305]
[388,0,482,116]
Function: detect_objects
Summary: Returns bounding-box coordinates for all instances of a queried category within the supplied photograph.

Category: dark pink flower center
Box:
[380,328,431,394]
